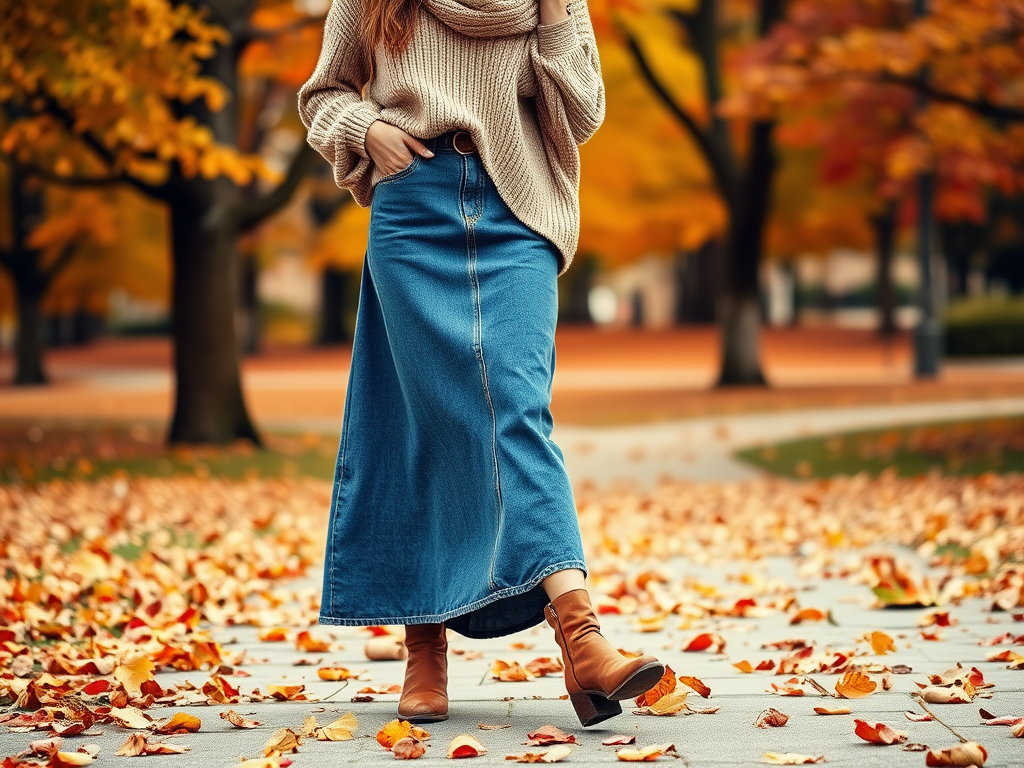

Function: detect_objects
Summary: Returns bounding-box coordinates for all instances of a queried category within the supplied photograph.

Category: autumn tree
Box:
[730,0,1024,329]
[609,0,786,384]
[1,0,321,442]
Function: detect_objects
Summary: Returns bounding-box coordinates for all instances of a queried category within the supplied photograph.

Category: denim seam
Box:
[325,342,359,615]
[316,558,589,626]
[375,154,422,185]
[460,153,502,592]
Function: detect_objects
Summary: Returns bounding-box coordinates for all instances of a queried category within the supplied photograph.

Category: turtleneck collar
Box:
[421,0,539,38]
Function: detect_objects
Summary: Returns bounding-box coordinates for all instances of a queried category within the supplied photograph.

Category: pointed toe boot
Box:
[546,588,666,727]
[397,622,449,723]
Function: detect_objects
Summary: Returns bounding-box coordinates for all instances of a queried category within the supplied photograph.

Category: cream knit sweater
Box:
[297,0,605,274]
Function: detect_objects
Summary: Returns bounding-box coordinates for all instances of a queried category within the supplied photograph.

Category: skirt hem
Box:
[317,558,588,632]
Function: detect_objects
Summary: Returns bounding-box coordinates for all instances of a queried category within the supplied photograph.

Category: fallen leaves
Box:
[153,712,201,734]
[264,728,302,757]
[115,733,190,756]
[924,742,988,766]
[813,706,851,715]
[866,631,896,655]
[835,670,877,699]
[505,745,573,763]
[377,720,431,750]
[682,633,725,653]
[677,675,711,698]
[853,720,908,745]
[393,736,427,760]
[448,734,487,758]
[220,709,262,728]
[523,726,577,746]
[762,753,825,764]
[754,708,790,728]
[616,743,678,761]
[302,712,357,741]
[491,660,533,682]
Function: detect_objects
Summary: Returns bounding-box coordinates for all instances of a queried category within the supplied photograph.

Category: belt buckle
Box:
[452,130,475,155]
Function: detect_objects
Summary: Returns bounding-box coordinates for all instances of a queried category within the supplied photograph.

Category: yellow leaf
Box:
[836,670,877,699]
[868,631,896,655]
[113,655,155,696]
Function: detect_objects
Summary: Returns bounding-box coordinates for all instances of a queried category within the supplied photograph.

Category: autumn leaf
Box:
[308,712,357,741]
[616,743,678,761]
[917,686,974,704]
[505,745,573,763]
[924,742,988,766]
[479,723,513,730]
[115,733,190,756]
[377,720,432,750]
[112,655,155,696]
[394,736,427,759]
[491,660,533,682]
[220,709,262,728]
[48,751,98,767]
[295,630,331,652]
[755,708,789,728]
[264,728,302,757]
[602,735,637,745]
[259,628,289,642]
[153,712,201,734]
[525,657,563,676]
[813,706,851,715]
[836,670,876,699]
[683,633,725,653]
[867,631,896,655]
[635,665,675,707]
[678,675,711,698]
[318,666,359,681]
[854,720,909,745]
[524,726,577,746]
[762,754,825,765]
[448,734,487,758]
[635,689,690,716]
[267,684,308,701]
[789,608,828,625]
[733,660,754,674]
[107,706,154,730]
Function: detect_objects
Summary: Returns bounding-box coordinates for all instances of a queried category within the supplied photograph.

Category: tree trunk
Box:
[167,182,259,444]
[873,201,898,337]
[165,1,260,444]
[716,119,775,386]
[318,267,352,344]
[14,290,47,385]
[675,241,718,324]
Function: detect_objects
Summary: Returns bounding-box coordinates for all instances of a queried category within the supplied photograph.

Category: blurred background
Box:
[3,0,1024,482]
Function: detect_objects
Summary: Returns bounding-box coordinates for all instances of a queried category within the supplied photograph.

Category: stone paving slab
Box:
[3,551,1022,766]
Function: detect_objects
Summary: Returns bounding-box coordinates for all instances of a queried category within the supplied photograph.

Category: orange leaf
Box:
[868,631,896,655]
[524,726,577,746]
[789,608,827,625]
[924,742,988,766]
[295,630,331,652]
[836,671,877,699]
[258,627,289,642]
[813,706,851,715]
[376,720,431,750]
[683,633,725,653]
[854,720,908,745]
[635,665,675,707]
[678,675,711,698]
[733,660,754,674]
[755,708,790,728]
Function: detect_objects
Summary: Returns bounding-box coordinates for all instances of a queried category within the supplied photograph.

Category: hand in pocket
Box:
[365,120,434,176]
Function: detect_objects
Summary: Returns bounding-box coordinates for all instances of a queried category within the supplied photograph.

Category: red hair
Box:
[360,0,422,84]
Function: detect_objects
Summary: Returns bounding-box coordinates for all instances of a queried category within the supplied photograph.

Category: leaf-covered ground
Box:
[2,467,1023,764]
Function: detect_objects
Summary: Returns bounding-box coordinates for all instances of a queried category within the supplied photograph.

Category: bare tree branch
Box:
[615,18,738,209]
[237,142,319,230]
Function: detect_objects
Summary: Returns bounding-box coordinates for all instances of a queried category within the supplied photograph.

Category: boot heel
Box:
[570,691,622,727]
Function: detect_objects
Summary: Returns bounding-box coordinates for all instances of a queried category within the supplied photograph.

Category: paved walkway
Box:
[3,557,1019,766]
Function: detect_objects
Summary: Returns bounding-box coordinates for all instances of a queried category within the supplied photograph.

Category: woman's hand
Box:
[365,120,434,176]
[538,0,570,26]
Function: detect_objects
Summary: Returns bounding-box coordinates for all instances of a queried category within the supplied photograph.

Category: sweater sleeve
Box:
[530,0,606,145]
[297,0,382,188]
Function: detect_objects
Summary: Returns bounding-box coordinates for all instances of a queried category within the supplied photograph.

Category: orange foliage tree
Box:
[726,0,1024,329]
[1,0,323,441]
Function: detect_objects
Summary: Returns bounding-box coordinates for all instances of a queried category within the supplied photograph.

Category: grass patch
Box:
[736,415,1024,478]
[0,421,337,485]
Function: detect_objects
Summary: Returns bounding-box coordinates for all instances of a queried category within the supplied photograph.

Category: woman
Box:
[298,0,665,727]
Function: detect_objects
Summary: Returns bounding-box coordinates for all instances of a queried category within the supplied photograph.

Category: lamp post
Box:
[913,0,942,377]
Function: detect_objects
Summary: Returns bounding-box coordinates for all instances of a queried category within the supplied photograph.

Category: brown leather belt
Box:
[432,130,478,155]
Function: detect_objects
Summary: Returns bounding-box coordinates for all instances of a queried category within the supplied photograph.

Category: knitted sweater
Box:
[297,0,605,274]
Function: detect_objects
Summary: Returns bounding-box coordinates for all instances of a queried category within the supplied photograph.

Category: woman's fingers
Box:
[404,136,435,159]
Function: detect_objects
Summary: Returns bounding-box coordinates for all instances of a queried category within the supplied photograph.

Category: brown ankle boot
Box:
[545,588,665,727]
[397,623,448,723]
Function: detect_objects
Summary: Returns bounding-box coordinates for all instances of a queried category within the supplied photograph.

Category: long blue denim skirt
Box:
[318,132,588,639]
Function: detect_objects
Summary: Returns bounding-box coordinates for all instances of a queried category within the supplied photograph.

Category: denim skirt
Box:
[318,131,588,639]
